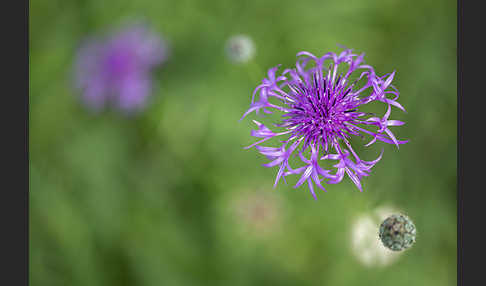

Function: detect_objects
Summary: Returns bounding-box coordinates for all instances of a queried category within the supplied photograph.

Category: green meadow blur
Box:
[30,0,456,285]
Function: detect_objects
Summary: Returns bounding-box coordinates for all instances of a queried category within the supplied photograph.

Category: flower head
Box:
[225,34,256,63]
[232,190,282,237]
[351,206,403,267]
[379,213,417,251]
[241,48,407,199]
[74,23,168,114]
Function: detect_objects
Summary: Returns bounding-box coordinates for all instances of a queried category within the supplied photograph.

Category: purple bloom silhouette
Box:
[74,23,168,114]
[241,48,407,199]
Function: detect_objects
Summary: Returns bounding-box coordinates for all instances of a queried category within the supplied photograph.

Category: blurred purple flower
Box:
[74,23,168,113]
[241,48,407,199]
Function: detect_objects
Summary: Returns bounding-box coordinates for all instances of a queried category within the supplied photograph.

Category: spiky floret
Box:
[241,48,407,199]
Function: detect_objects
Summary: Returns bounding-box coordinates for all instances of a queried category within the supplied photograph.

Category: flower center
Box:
[103,47,137,82]
[284,83,352,145]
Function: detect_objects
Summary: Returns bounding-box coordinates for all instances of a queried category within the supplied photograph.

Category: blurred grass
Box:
[30,0,456,285]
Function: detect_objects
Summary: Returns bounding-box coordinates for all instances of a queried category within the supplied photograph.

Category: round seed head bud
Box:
[379,214,416,251]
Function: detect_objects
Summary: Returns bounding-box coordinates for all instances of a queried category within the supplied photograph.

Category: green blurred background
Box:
[30,0,457,285]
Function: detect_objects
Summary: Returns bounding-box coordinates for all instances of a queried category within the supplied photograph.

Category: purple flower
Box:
[241,48,407,199]
[74,23,168,114]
